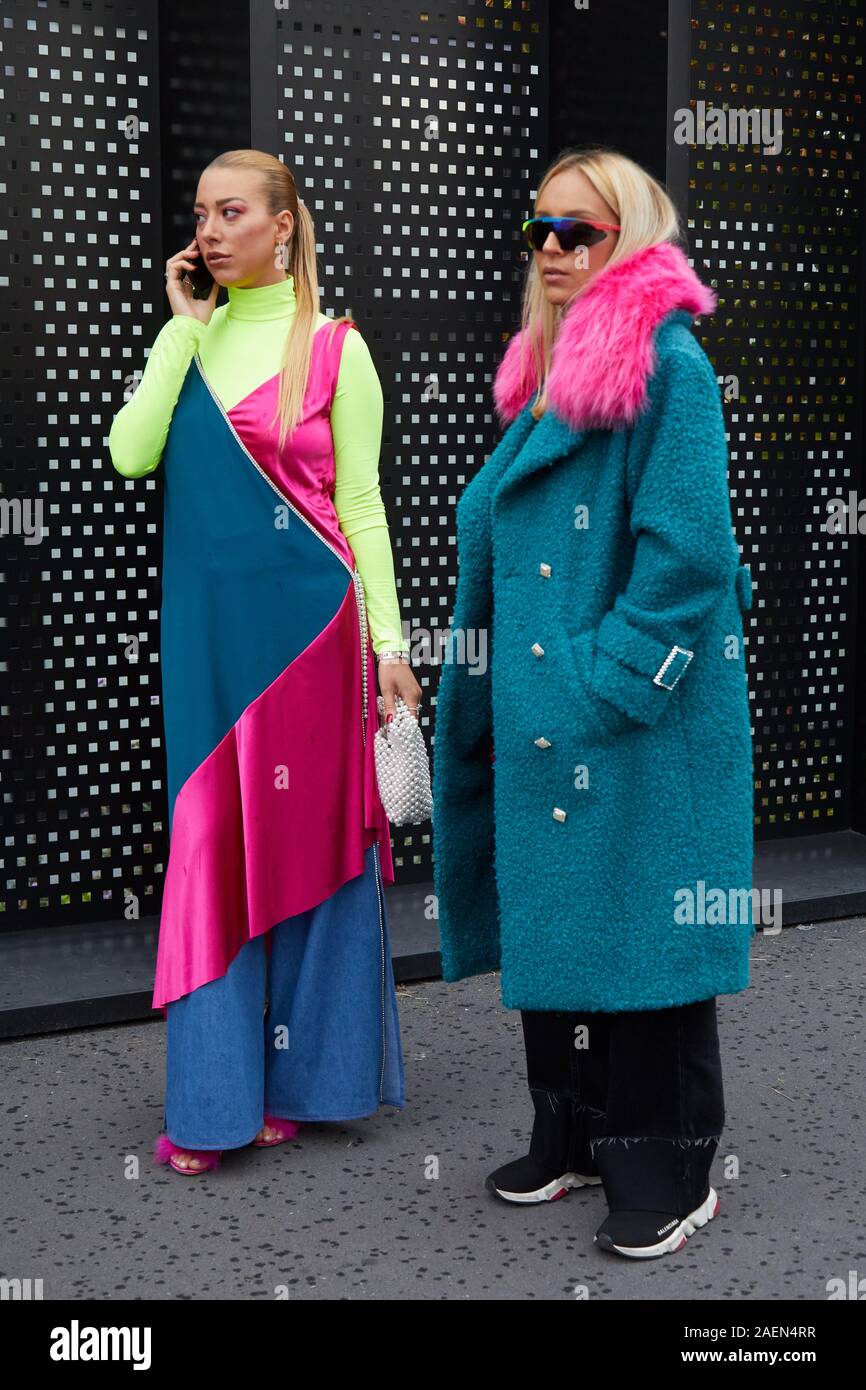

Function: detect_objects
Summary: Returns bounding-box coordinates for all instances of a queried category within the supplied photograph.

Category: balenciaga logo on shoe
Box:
[656,1219,678,1236]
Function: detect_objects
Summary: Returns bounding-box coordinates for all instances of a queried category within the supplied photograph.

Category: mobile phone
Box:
[184,244,215,299]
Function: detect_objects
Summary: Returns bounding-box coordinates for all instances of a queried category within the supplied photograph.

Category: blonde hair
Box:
[203,149,352,450]
[518,147,683,420]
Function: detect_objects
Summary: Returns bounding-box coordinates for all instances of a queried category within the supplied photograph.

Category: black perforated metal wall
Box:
[677,0,866,837]
[2,0,166,930]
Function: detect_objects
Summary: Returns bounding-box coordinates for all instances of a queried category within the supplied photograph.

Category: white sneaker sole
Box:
[596,1186,720,1258]
[492,1172,604,1203]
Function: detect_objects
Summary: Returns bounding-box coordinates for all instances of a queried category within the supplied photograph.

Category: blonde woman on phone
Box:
[110,149,420,1175]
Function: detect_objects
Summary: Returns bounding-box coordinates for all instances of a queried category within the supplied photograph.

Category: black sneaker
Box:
[486,1153,603,1204]
[594,1187,719,1258]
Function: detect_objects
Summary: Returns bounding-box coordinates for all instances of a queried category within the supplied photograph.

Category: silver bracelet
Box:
[377,649,410,664]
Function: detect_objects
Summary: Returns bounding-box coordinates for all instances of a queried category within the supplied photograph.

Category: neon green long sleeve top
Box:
[108,275,408,656]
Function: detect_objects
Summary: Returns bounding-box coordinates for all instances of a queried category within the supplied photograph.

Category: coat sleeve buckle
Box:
[653,644,694,690]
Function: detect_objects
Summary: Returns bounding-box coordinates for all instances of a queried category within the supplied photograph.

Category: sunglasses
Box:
[521,216,621,252]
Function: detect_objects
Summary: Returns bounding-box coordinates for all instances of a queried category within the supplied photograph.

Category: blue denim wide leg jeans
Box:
[163,843,405,1150]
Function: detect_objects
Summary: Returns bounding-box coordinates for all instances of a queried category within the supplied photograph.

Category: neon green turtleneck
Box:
[108,275,408,656]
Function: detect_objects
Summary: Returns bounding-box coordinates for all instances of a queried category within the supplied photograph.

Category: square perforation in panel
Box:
[685,0,865,836]
[252,0,548,879]
[2,0,165,929]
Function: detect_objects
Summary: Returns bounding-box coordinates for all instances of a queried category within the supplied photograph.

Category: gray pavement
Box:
[1,916,864,1301]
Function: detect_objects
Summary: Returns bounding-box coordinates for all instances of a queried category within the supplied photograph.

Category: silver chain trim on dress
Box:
[352,568,369,740]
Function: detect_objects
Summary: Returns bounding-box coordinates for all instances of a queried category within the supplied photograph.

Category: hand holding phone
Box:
[164,239,219,323]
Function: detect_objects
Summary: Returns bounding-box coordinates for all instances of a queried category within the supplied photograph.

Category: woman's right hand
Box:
[164,238,219,322]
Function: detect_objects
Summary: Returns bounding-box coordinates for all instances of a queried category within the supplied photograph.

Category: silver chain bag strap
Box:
[374,694,433,825]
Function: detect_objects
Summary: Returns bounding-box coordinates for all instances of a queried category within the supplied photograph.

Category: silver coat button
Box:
[531,642,545,657]
[539,562,551,577]
[534,737,551,748]
[552,807,567,822]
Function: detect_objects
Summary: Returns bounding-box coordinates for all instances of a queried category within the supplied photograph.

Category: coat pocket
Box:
[565,628,636,741]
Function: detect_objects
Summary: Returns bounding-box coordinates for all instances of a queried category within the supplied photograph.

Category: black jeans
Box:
[520,997,725,1216]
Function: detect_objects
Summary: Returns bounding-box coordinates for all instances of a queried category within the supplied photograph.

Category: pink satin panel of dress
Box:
[151,319,394,1010]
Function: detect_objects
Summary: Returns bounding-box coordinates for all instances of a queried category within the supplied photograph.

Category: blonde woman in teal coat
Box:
[432,148,754,1259]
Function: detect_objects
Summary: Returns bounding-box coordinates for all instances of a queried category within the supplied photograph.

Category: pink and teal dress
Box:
[109,276,406,1142]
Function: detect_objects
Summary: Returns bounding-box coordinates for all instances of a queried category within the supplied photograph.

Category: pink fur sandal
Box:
[153,1134,222,1175]
[251,1113,301,1147]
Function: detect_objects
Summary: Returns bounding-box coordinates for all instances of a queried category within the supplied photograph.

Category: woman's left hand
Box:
[378,659,423,722]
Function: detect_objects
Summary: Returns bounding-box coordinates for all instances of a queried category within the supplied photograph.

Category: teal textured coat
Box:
[432,241,755,1012]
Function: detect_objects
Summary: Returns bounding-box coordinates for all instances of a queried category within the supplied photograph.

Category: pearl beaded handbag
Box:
[374,694,433,825]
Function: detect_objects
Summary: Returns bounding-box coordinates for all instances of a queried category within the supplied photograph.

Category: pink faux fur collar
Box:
[493,240,717,431]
